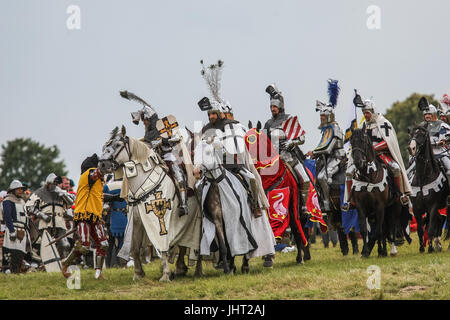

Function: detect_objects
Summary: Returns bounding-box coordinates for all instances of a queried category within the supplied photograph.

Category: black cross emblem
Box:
[380,122,392,137]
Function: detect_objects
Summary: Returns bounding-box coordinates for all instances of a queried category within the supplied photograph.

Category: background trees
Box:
[0,138,67,191]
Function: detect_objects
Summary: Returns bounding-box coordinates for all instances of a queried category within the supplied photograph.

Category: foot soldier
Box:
[25,173,75,258]
[62,154,111,280]
[263,84,311,213]
[122,91,191,216]
[344,92,412,208]
[2,180,30,273]
[308,80,346,212]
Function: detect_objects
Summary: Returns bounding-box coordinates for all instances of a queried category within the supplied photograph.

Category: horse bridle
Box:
[103,136,132,171]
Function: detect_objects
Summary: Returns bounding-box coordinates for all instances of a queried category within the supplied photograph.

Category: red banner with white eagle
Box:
[267,187,291,239]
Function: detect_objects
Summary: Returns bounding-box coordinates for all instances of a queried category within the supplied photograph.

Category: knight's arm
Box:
[2,200,16,233]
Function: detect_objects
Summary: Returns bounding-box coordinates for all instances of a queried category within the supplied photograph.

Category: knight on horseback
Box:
[123,91,190,216]
[416,97,450,204]
[438,94,450,124]
[263,84,311,214]
[307,79,346,212]
[196,60,268,217]
[344,94,411,209]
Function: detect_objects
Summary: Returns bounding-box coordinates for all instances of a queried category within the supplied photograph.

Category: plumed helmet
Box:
[266,84,284,111]
[418,96,437,116]
[7,180,26,192]
[315,79,340,125]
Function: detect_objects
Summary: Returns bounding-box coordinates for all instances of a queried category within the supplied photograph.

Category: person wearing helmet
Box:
[344,95,411,209]
[25,173,75,259]
[307,80,346,212]
[263,84,311,214]
[418,97,450,201]
[2,180,30,273]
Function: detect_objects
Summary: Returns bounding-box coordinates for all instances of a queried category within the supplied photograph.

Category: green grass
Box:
[1,234,449,300]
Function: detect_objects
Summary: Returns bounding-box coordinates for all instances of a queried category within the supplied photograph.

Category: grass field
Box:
[0,234,449,300]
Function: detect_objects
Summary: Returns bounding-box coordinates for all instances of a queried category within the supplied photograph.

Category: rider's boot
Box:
[178,188,189,217]
[300,181,310,214]
[394,176,409,205]
[341,180,354,211]
[249,178,262,218]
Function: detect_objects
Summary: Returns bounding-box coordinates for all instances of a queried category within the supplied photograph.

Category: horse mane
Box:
[127,136,151,164]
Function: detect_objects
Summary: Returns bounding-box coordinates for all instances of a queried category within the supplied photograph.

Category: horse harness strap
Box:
[127,172,167,206]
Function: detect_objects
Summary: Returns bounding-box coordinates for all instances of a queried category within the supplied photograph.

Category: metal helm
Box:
[7,180,26,192]
[266,84,284,111]
[423,104,437,116]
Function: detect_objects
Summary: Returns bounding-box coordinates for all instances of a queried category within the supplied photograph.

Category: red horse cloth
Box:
[245,128,307,244]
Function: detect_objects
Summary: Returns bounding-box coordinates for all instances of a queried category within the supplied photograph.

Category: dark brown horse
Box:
[350,129,403,257]
[408,125,448,252]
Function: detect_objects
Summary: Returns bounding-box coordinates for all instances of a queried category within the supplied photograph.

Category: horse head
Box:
[408,125,430,158]
[350,128,375,174]
[245,126,280,176]
[98,125,131,175]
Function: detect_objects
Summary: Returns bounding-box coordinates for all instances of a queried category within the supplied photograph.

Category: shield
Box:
[281,116,305,140]
[156,115,181,139]
[314,125,334,152]
[40,230,62,272]
[215,123,247,155]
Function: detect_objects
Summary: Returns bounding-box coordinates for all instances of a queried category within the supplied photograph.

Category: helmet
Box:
[7,180,26,192]
[362,99,376,115]
[316,79,340,126]
[266,84,284,111]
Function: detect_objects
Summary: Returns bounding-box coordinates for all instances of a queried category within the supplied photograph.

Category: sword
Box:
[45,228,77,247]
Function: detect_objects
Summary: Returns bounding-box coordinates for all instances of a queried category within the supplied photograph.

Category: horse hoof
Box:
[159,274,171,282]
[241,266,250,274]
[353,248,359,255]
[419,247,425,253]
[263,259,273,268]
[175,266,188,277]
[390,252,398,257]
[194,271,205,278]
[133,273,145,281]
[304,253,311,261]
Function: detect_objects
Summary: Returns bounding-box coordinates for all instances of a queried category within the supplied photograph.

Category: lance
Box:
[45,228,77,247]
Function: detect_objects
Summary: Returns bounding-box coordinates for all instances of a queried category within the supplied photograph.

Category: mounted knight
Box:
[120,91,194,216]
[263,84,311,214]
[307,79,346,213]
[344,91,411,208]
[414,96,450,203]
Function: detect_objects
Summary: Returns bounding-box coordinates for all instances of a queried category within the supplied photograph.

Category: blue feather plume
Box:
[327,79,340,108]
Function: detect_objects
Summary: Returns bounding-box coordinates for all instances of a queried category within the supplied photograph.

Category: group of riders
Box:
[2,59,450,280]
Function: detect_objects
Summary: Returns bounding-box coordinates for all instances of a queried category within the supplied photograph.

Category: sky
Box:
[1,0,449,188]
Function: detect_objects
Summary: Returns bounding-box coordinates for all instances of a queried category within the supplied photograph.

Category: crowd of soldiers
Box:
[1,58,449,278]
[0,173,131,276]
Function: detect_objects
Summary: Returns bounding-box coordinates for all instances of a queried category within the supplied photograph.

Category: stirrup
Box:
[400,194,409,206]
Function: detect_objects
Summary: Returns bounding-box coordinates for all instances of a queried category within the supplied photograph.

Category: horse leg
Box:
[358,210,370,258]
[428,207,443,253]
[228,255,236,274]
[349,230,359,254]
[289,219,304,264]
[194,255,204,277]
[337,227,349,256]
[159,251,171,282]
[415,214,425,253]
[175,246,188,277]
[132,213,146,280]
[241,255,250,274]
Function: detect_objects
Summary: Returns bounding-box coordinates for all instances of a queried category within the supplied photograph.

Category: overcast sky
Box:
[1,0,449,187]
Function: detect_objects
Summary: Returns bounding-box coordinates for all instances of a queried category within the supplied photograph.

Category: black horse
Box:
[408,125,448,253]
[349,129,404,257]
[314,156,359,256]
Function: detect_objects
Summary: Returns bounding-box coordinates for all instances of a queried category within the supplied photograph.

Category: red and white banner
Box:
[281,116,305,141]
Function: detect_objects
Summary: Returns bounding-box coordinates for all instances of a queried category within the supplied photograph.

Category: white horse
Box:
[194,137,276,274]
[99,126,202,281]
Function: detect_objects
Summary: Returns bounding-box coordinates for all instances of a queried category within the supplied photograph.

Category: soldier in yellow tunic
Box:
[62,154,120,280]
